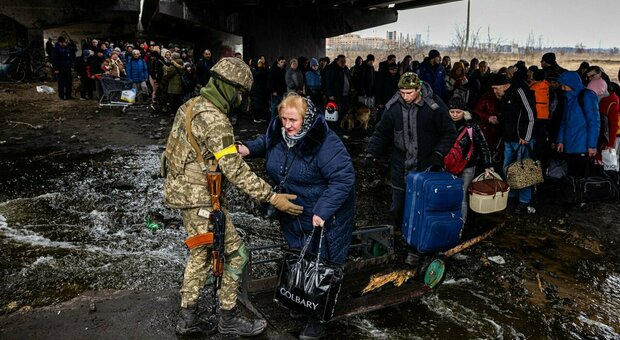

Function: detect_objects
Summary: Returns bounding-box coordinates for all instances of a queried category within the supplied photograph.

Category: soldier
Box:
[162,57,303,336]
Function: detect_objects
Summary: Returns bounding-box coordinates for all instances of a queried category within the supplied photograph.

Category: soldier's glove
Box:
[270,193,304,216]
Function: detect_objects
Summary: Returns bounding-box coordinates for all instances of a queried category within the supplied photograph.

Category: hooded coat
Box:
[417,59,446,99]
[366,81,456,191]
[244,113,355,264]
[557,71,600,153]
[164,58,185,95]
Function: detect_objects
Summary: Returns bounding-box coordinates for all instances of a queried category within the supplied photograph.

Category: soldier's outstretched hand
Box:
[270,193,303,216]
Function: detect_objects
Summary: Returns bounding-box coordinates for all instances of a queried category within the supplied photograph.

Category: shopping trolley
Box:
[98,75,134,111]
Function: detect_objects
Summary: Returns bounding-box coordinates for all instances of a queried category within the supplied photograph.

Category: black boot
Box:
[218,307,267,336]
[299,318,324,340]
[175,305,217,335]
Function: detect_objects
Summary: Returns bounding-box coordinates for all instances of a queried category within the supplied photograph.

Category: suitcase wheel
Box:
[423,258,446,288]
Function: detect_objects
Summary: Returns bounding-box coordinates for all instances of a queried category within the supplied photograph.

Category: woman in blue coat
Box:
[239,93,355,339]
[556,71,600,176]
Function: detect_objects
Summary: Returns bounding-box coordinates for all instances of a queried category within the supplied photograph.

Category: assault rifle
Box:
[207,170,225,290]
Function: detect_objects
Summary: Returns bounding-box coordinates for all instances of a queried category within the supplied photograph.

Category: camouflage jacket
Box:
[163,96,274,208]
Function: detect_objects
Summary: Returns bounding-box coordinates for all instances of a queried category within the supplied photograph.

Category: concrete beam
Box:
[234,7,396,62]
[315,7,397,37]
[1,0,140,28]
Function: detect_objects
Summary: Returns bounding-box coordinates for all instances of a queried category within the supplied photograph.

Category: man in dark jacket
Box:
[491,73,537,214]
[540,52,567,76]
[325,55,351,126]
[357,54,376,107]
[374,64,400,121]
[366,72,456,230]
[417,49,446,99]
[267,56,287,118]
[52,36,75,100]
[196,49,216,87]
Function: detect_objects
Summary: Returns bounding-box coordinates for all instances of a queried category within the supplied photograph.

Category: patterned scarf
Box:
[282,98,319,148]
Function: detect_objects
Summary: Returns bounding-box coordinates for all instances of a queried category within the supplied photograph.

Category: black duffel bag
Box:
[558,163,618,204]
[274,227,344,322]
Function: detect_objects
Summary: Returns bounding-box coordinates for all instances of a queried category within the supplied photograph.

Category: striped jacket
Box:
[497,79,537,143]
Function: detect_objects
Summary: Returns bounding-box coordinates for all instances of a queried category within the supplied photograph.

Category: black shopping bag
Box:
[273,227,344,322]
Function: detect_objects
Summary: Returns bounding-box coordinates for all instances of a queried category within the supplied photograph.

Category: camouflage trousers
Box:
[180,207,249,310]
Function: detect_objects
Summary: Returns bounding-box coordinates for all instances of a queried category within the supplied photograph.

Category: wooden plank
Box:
[244,262,431,332]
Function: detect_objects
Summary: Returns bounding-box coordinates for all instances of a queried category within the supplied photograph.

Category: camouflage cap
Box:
[210,57,253,91]
[398,72,422,89]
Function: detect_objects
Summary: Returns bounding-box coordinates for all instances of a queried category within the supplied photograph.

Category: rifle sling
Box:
[184,97,217,172]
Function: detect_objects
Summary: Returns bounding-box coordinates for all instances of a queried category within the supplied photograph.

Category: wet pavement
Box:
[0,117,619,338]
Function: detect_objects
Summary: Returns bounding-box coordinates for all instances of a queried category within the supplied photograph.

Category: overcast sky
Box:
[355,0,619,49]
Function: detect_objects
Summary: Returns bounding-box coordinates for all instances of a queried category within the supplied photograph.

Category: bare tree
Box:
[575,43,586,54]
[524,32,536,58]
[451,24,467,56]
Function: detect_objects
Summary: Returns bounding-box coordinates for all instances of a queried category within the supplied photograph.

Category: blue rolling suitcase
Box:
[402,170,464,253]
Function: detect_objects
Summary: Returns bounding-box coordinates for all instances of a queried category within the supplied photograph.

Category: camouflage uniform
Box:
[164,96,274,309]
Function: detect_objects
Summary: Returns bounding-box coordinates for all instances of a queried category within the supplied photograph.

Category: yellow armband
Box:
[214,144,237,160]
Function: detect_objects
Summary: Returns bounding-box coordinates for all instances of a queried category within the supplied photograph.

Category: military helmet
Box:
[210,57,253,91]
[398,72,422,89]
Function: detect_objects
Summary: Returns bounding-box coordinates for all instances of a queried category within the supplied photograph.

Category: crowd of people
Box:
[48,35,620,339]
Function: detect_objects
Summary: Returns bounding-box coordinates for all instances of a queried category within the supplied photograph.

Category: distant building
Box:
[386,31,397,41]
[326,33,397,50]
[415,34,422,48]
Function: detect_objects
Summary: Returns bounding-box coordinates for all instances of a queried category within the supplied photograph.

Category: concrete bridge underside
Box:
[1,0,461,61]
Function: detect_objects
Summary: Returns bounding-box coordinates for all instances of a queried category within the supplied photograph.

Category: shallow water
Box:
[0,145,618,338]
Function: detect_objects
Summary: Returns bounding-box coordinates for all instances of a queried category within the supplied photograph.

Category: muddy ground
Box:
[0,82,170,159]
[1,81,619,338]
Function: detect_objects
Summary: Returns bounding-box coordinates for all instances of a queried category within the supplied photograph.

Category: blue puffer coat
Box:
[557,71,600,153]
[245,114,355,264]
[125,57,148,83]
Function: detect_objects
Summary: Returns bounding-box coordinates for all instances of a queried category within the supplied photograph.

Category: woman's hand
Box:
[588,148,597,157]
[312,215,324,228]
[237,144,250,157]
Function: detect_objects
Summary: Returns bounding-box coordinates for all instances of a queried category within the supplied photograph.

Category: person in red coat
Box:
[474,88,502,153]
[587,78,619,162]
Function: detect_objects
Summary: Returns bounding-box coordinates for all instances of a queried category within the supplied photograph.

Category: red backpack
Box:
[444,127,473,175]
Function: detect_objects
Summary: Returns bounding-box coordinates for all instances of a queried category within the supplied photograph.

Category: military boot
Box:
[218,307,267,336]
[175,305,217,335]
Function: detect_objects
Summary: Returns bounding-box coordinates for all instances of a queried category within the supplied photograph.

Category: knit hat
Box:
[310,58,318,66]
[172,52,181,60]
[448,97,467,110]
[112,47,121,55]
[428,49,440,59]
[533,69,546,81]
[82,49,92,58]
[541,52,556,65]
[490,73,509,86]
[528,65,539,72]
[398,72,422,89]
[587,78,608,96]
